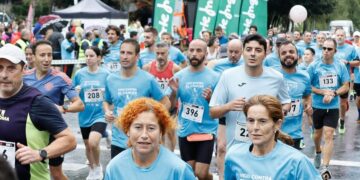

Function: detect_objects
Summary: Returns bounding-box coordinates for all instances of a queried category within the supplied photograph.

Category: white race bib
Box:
[181,103,204,123]
[84,89,104,103]
[157,79,169,90]
[106,62,121,72]
[234,122,250,142]
[287,99,301,117]
[0,140,15,168]
[319,74,337,88]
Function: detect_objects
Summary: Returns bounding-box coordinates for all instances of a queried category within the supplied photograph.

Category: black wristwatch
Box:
[334,90,338,96]
[39,149,47,163]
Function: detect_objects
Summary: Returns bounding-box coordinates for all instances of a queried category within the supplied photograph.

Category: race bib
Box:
[181,103,204,123]
[319,74,337,88]
[0,140,15,168]
[106,62,121,72]
[84,89,104,103]
[287,99,301,117]
[157,79,169,90]
[234,122,249,142]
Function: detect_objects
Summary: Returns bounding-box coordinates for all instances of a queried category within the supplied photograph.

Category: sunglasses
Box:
[322,47,334,51]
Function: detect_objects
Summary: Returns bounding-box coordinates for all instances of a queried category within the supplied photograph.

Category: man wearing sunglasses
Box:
[307,38,350,179]
[334,28,360,134]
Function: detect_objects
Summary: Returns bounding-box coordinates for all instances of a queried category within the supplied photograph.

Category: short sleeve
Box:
[209,73,228,107]
[60,76,78,100]
[150,77,165,101]
[104,79,112,104]
[340,64,350,84]
[29,95,68,135]
[295,157,322,179]
[277,78,291,104]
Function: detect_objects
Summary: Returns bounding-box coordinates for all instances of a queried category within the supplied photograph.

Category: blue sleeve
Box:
[104,80,112,104]
[307,65,314,85]
[175,51,186,63]
[137,59,143,68]
[73,72,80,87]
[296,157,322,179]
[181,164,196,180]
[150,77,165,101]
[303,74,312,96]
[224,158,236,180]
[30,95,68,135]
[62,81,78,101]
[351,47,359,60]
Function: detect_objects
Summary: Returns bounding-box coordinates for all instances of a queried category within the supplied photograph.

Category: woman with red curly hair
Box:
[104,98,196,180]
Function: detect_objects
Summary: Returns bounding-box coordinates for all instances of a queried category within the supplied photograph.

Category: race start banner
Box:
[193,0,220,39]
[153,0,176,36]
[215,0,242,36]
[238,0,268,36]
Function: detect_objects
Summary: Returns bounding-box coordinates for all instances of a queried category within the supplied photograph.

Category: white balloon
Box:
[289,5,307,23]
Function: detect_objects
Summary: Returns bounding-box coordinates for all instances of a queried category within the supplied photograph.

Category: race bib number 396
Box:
[0,140,15,168]
[181,103,204,123]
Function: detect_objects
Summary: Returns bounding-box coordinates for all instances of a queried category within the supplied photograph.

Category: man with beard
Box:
[138,27,158,68]
[103,25,122,73]
[307,38,349,179]
[168,39,219,180]
[208,39,243,74]
[209,34,291,180]
[278,41,312,150]
[103,39,170,158]
[143,42,181,93]
[334,28,359,134]
[142,41,181,152]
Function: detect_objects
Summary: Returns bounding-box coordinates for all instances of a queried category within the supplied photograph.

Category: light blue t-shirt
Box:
[104,69,165,148]
[263,52,281,71]
[307,60,350,109]
[212,58,243,74]
[23,69,78,105]
[61,39,75,60]
[139,46,186,68]
[281,69,311,139]
[296,41,316,57]
[335,43,358,74]
[103,40,122,73]
[354,47,360,83]
[173,67,219,137]
[73,67,110,127]
[224,141,322,180]
[169,46,187,65]
[139,48,156,68]
[209,65,291,147]
[297,62,312,71]
[105,146,196,180]
[314,46,323,61]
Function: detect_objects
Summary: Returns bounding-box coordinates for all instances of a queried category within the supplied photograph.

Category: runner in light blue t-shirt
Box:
[307,39,350,178]
[224,95,321,180]
[103,25,122,73]
[277,41,312,150]
[73,47,110,179]
[103,39,170,159]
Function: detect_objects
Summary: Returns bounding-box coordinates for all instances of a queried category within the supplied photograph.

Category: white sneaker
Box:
[86,168,95,180]
[93,165,103,180]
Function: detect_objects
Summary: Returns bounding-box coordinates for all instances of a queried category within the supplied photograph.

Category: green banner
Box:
[193,0,221,39]
[153,0,176,35]
[238,0,268,36]
[215,0,242,35]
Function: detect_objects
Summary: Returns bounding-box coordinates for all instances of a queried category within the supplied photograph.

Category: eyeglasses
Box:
[322,47,334,51]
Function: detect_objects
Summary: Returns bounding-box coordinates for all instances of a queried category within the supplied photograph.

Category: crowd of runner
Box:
[1,19,360,180]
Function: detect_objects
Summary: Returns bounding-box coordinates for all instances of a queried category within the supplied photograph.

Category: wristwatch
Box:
[39,149,47,163]
[63,104,69,112]
[334,90,338,96]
